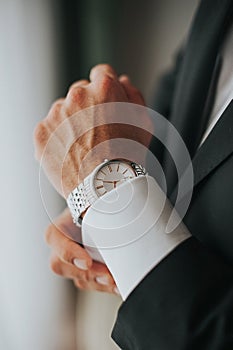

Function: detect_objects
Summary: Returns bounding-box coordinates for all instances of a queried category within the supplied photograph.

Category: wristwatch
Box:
[66,159,147,226]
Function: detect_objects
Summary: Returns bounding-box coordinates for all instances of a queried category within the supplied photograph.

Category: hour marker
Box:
[108,165,113,172]
[96,178,103,181]
[117,164,120,172]
[96,185,104,189]
[123,169,128,174]
[100,170,106,175]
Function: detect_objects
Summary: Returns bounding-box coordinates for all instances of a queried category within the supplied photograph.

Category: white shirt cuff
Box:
[82,175,191,300]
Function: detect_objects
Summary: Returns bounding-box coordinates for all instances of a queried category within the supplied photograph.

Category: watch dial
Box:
[94,161,136,196]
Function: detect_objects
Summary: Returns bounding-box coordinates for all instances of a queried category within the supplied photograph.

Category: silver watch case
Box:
[67,159,147,226]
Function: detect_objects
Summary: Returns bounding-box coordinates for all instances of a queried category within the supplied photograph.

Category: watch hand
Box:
[103,180,123,184]
[114,180,125,188]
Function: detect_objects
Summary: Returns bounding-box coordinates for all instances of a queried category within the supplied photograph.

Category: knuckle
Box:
[90,64,105,75]
[33,122,49,160]
[52,98,64,110]
[68,86,86,104]
[99,74,115,91]
[49,99,64,120]
[69,80,88,89]
[69,81,80,90]
[96,63,113,71]
[33,122,48,144]
[103,63,113,70]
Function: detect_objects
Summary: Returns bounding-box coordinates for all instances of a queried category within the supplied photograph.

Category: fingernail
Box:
[73,258,88,270]
[114,286,120,295]
[96,275,109,286]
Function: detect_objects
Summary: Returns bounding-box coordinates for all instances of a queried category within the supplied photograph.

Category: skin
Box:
[34,64,151,294]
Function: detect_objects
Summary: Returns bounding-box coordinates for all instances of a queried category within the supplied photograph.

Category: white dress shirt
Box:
[82,23,233,300]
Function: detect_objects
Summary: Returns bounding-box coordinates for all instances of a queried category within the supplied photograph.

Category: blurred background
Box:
[0,0,199,349]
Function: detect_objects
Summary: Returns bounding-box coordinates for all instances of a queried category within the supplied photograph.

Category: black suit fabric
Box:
[112,0,233,349]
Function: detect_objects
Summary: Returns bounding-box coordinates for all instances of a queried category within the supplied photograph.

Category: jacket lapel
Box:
[170,0,233,155]
[170,101,233,204]
[192,100,233,188]
[165,0,233,194]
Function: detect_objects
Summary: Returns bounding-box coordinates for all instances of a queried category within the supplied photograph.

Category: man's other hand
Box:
[45,208,119,294]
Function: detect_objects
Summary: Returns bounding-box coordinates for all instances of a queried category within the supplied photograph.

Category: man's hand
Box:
[34,64,151,294]
[33,64,151,198]
[46,207,119,294]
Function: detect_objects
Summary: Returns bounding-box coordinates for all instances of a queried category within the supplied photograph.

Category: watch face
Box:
[94,161,136,196]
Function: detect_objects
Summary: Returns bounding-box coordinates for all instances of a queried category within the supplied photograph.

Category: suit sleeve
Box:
[112,49,233,349]
[112,237,233,350]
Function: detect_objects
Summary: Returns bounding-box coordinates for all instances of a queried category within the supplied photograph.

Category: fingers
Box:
[50,252,86,279]
[35,99,66,139]
[119,75,145,105]
[73,278,118,294]
[68,79,89,89]
[89,63,118,82]
[33,98,66,158]
[45,221,92,270]
[50,253,118,294]
[45,209,112,283]
[45,208,119,294]
[46,98,66,126]
[89,64,128,102]
[74,259,118,294]
[33,121,50,161]
[92,260,115,285]
[65,85,89,115]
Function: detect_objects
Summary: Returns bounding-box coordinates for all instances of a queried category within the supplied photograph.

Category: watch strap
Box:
[67,175,97,226]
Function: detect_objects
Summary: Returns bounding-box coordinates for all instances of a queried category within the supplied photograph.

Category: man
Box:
[34,0,233,348]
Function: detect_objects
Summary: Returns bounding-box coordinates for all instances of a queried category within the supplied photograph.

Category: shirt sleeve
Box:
[82,175,191,300]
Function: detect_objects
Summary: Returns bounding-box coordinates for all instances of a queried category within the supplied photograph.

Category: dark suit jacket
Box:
[112,0,233,349]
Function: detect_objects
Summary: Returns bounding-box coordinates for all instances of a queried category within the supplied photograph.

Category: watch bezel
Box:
[92,159,147,198]
[67,158,147,226]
